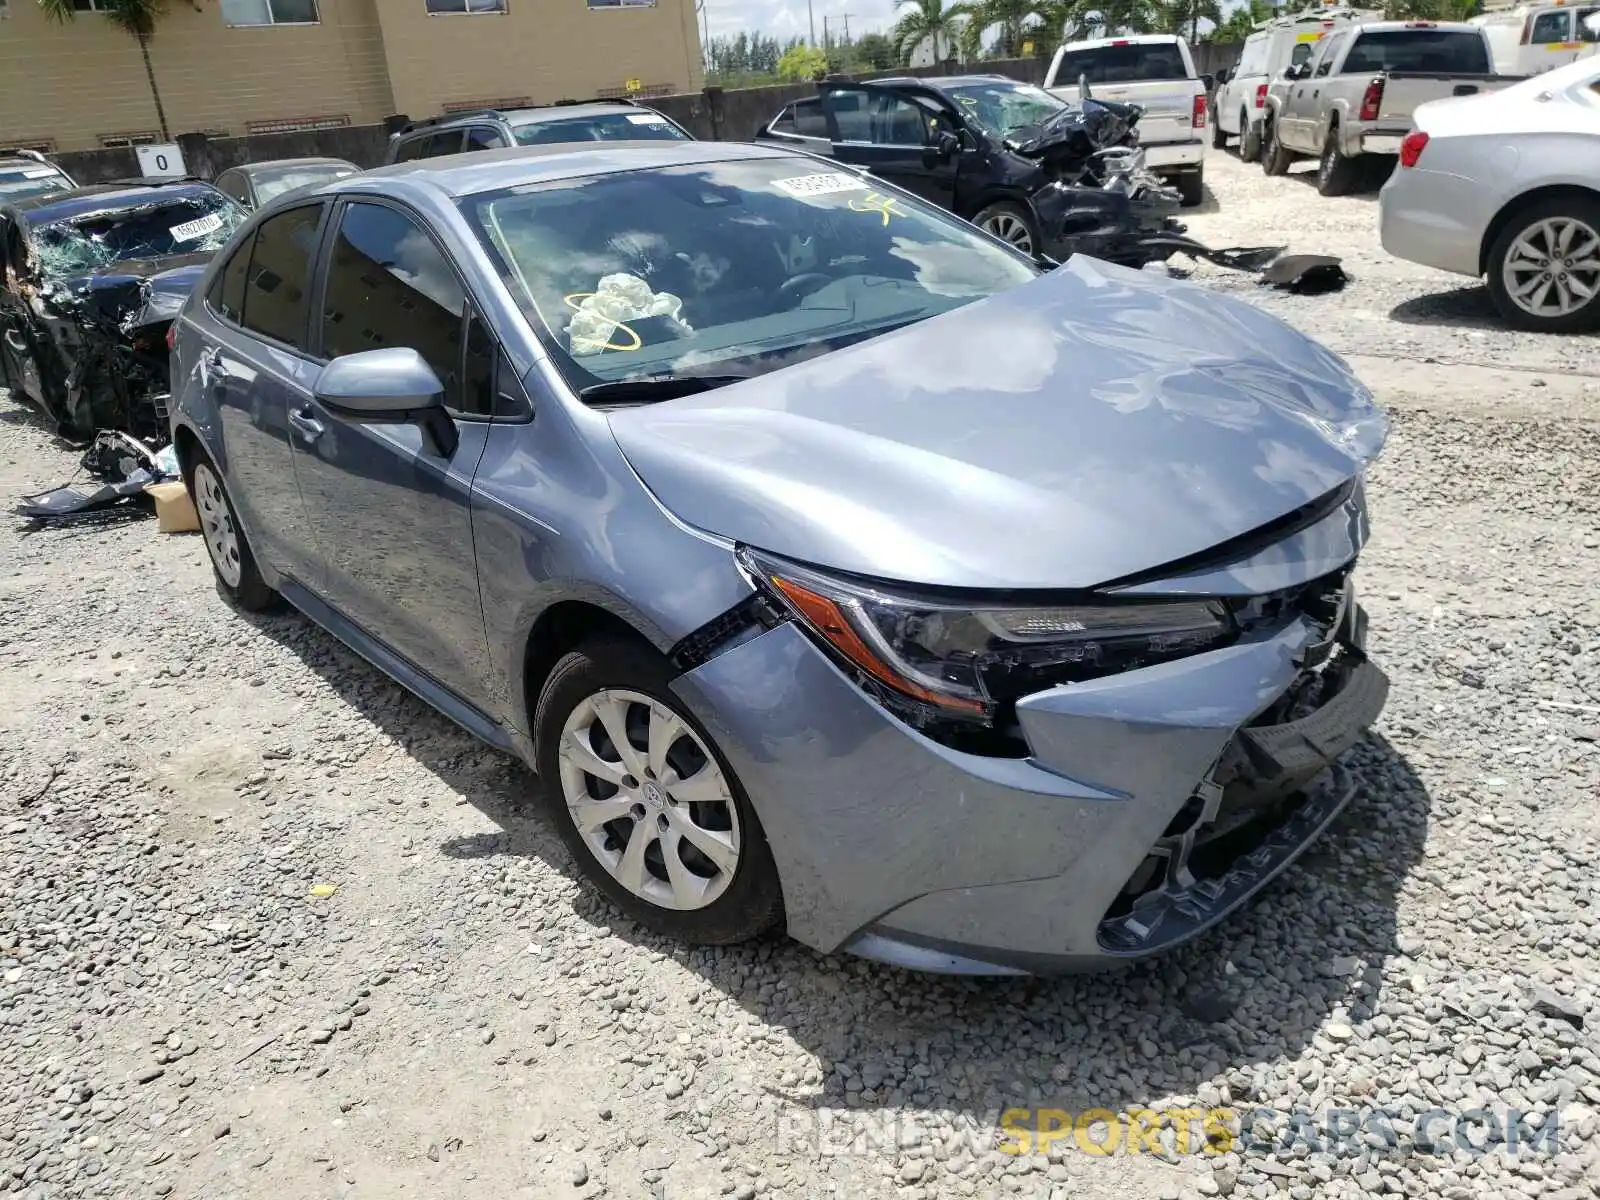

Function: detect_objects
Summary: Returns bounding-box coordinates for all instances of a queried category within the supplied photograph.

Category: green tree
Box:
[852,31,898,69]
[38,0,172,141]
[891,0,975,65]
[957,0,1048,58]
[1385,0,1479,16]
[1211,0,1272,41]
[1155,0,1220,40]
[777,43,830,81]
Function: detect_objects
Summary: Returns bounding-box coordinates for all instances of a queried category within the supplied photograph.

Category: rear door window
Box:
[1341,30,1492,74]
[208,229,255,324]
[240,203,324,350]
[793,98,830,137]
[1053,42,1189,83]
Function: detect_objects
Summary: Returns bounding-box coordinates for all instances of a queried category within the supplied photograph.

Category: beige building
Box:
[0,0,704,153]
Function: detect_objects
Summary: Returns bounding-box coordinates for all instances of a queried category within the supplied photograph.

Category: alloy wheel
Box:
[982,212,1034,255]
[1502,217,1600,320]
[193,463,242,588]
[556,688,742,911]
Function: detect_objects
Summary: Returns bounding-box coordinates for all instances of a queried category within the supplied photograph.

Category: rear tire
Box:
[1239,111,1262,163]
[1176,171,1204,208]
[533,636,786,946]
[1316,126,1360,197]
[1485,194,1600,334]
[972,201,1041,257]
[1261,117,1292,176]
[187,451,280,613]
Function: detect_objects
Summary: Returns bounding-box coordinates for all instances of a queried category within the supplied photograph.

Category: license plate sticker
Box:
[171,213,224,243]
[773,172,868,198]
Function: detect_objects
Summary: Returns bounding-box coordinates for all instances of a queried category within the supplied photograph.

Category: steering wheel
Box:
[776,272,834,306]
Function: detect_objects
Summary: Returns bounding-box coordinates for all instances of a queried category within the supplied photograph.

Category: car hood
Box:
[51,253,210,330]
[606,255,1387,591]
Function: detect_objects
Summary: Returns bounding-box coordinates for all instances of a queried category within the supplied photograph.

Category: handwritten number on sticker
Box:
[847,192,907,226]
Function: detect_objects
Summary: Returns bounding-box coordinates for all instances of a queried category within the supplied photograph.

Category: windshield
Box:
[0,167,74,203]
[32,190,247,277]
[253,164,358,205]
[513,111,691,145]
[1342,30,1491,74]
[1055,42,1189,83]
[460,158,1039,396]
[942,82,1068,135]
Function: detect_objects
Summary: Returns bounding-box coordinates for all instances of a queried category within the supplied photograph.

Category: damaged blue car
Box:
[166,140,1389,975]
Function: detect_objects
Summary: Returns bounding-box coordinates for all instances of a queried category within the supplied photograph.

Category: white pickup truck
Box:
[1042,33,1210,206]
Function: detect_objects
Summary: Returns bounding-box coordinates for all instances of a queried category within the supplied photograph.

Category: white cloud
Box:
[702,0,895,44]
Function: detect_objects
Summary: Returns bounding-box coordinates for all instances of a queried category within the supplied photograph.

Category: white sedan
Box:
[1379,54,1600,334]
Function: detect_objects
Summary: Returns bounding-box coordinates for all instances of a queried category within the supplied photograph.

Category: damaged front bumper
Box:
[670,564,1386,977]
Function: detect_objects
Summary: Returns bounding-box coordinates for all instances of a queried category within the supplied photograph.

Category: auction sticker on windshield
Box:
[171,213,224,243]
[773,172,869,198]
[23,168,57,179]
[626,113,671,125]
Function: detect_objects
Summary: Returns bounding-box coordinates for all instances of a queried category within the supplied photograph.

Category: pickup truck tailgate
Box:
[1374,73,1514,126]
[1046,81,1199,145]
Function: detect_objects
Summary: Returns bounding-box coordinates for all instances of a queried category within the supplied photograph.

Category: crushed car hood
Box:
[606,256,1387,592]
[52,253,210,329]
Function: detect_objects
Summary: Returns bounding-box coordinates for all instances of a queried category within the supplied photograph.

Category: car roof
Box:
[5,181,223,222]
[354,139,795,199]
[506,102,652,125]
[227,157,357,175]
[0,156,69,173]
[1064,33,1186,47]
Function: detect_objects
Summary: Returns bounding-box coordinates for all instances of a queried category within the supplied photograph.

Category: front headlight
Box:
[738,548,1233,724]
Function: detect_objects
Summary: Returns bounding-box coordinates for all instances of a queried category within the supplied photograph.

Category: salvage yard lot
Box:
[2,146,1599,1200]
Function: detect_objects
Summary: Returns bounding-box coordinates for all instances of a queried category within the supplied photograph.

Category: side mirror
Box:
[1202,73,1216,92]
[1214,67,1230,85]
[1286,64,1308,81]
[932,129,960,160]
[1078,71,1093,101]
[314,346,458,458]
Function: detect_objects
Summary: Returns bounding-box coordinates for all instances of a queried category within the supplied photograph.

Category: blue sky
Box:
[702,0,898,43]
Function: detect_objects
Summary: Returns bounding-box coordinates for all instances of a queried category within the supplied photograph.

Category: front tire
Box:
[1486,196,1600,334]
[1316,126,1360,197]
[534,636,785,945]
[187,452,280,612]
[1211,109,1227,149]
[972,201,1041,257]
[1239,112,1262,163]
[1261,117,1292,176]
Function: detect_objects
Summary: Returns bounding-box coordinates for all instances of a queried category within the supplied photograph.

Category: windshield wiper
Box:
[579,374,752,405]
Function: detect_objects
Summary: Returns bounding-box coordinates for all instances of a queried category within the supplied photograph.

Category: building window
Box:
[587,0,658,8]
[595,82,672,97]
[246,114,350,134]
[220,0,320,27]
[0,138,55,153]
[99,132,158,148]
[426,0,507,11]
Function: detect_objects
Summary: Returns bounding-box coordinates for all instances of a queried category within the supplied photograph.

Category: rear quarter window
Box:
[1342,30,1492,74]
[1055,42,1189,83]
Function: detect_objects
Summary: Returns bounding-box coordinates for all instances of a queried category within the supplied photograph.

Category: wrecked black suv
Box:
[0,180,247,443]
[755,75,1179,262]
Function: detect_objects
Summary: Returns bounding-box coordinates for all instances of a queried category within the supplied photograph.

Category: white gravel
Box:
[2,146,1599,1200]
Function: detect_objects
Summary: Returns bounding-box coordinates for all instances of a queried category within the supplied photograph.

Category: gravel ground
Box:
[2,146,1600,1200]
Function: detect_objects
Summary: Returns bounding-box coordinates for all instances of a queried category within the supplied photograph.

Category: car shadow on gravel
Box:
[237,605,1431,1135]
[1389,285,1506,332]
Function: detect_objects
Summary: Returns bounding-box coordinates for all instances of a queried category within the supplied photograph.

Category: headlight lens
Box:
[738,548,1233,722]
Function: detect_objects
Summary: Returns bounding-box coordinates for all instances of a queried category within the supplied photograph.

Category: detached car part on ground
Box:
[755,75,1283,275]
[1381,53,1600,333]
[0,181,247,444]
[168,140,1389,975]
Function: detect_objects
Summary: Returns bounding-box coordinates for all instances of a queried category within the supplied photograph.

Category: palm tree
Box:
[39,0,172,140]
[891,0,975,65]
[1156,0,1220,41]
[958,0,1047,58]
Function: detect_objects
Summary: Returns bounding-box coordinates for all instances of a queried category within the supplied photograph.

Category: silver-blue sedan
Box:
[167,139,1389,975]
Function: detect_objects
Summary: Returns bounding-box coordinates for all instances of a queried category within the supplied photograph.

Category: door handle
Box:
[288,407,325,444]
